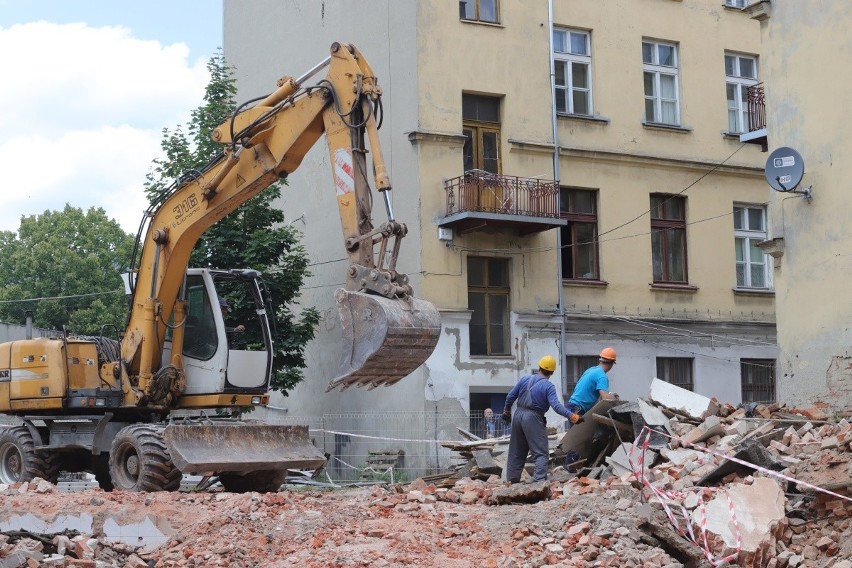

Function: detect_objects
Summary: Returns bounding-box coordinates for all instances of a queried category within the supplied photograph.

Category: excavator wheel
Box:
[218,470,287,493]
[109,425,182,492]
[0,426,61,485]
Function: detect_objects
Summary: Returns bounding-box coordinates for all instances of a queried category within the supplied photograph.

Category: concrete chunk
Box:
[695,477,785,556]
[648,378,719,420]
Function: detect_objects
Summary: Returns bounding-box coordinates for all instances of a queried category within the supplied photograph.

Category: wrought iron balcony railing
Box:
[747,83,766,132]
[444,170,561,218]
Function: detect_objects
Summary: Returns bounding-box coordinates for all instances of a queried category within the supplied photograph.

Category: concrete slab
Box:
[558,399,622,459]
[695,477,785,554]
[648,378,719,420]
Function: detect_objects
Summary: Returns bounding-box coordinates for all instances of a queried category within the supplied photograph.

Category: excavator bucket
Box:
[327,289,441,391]
[162,423,326,474]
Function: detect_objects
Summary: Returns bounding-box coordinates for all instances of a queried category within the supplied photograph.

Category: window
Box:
[560,188,599,280]
[468,257,510,355]
[643,40,680,126]
[741,359,775,403]
[726,53,758,133]
[462,94,501,174]
[553,29,592,116]
[650,194,687,283]
[734,205,771,289]
[656,358,694,391]
[564,355,600,399]
[725,0,748,7]
[459,0,498,23]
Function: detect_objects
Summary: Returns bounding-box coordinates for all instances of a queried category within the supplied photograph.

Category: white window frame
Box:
[726,53,758,134]
[725,0,748,8]
[734,204,772,289]
[553,28,593,116]
[643,40,680,126]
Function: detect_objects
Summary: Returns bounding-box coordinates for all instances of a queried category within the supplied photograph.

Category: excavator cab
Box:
[164,268,273,395]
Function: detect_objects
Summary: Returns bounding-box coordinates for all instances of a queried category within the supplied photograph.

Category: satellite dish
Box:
[765,147,805,192]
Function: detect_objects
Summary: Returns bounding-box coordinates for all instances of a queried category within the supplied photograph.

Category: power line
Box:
[0,290,124,305]
[597,143,747,238]
[569,310,777,348]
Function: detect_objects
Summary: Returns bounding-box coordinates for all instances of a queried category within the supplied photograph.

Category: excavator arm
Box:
[121,42,440,407]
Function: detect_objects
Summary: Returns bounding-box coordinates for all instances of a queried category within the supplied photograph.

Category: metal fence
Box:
[270,411,478,483]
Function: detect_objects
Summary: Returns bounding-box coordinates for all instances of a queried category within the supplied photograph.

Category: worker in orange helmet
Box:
[502,354,581,483]
[565,347,620,426]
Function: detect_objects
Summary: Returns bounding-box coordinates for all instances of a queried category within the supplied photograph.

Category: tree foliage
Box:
[0,205,134,335]
[144,51,319,394]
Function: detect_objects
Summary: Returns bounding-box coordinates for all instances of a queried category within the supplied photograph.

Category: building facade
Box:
[742,1,852,411]
[222,0,777,439]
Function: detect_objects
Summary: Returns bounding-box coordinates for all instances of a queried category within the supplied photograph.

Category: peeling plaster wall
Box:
[758,2,852,409]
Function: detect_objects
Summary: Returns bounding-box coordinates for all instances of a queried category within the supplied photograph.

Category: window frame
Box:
[656,357,694,391]
[642,40,681,126]
[650,194,688,284]
[563,355,600,399]
[734,204,772,289]
[462,94,502,174]
[726,53,759,134]
[560,187,600,280]
[741,359,776,403]
[553,28,593,116]
[467,257,511,356]
[725,0,748,8]
[459,0,499,24]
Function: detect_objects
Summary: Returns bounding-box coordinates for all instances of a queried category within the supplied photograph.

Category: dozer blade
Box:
[162,423,326,475]
[327,289,441,391]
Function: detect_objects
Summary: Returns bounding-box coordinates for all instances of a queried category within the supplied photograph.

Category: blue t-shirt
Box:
[568,365,609,413]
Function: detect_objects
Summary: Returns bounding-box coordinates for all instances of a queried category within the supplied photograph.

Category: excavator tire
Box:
[0,426,61,484]
[218,470,287,493]
[109,425,182,492]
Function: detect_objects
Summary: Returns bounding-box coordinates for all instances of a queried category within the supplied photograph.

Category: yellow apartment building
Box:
[223,0,777,430]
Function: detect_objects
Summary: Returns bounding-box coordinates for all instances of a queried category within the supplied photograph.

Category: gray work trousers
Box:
[505,406,549,483]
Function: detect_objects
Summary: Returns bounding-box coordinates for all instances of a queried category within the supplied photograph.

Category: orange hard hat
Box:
[599,347,617,364]
[538,355,557,373]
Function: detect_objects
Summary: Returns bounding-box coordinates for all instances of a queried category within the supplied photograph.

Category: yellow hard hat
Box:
[538,355,557,373]
[599,347,617,364]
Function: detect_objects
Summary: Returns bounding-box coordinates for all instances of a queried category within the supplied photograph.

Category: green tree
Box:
[0,205,133,335]
[144,51,319,394]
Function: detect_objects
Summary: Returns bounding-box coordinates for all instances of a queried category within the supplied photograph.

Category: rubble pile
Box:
[1,381,852,566]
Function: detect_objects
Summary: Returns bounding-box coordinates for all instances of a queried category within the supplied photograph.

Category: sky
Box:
[0,0,223,234]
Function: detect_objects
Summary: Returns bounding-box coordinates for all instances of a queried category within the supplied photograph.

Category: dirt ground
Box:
[0,477,686,568]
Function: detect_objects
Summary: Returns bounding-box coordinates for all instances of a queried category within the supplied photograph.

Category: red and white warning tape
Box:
[627,424,852,565]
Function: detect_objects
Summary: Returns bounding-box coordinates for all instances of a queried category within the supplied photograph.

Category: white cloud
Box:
[0,21,210,233]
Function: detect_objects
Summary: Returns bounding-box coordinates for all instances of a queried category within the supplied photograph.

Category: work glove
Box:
[501,409,512,424]
[569,413,582,425]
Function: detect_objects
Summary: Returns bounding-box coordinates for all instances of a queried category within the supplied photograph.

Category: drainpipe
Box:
[547,0,567,393]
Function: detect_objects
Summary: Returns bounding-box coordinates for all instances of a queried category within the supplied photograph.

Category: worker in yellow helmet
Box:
[502,354,579,483]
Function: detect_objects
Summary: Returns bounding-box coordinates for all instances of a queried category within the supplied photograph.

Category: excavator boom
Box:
[123,42,440,405]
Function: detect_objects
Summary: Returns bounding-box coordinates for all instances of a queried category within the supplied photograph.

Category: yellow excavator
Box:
[0,42,441,492]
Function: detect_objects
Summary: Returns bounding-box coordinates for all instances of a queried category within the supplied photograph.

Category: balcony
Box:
[740,83,767,151]
[438,170,566,235]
